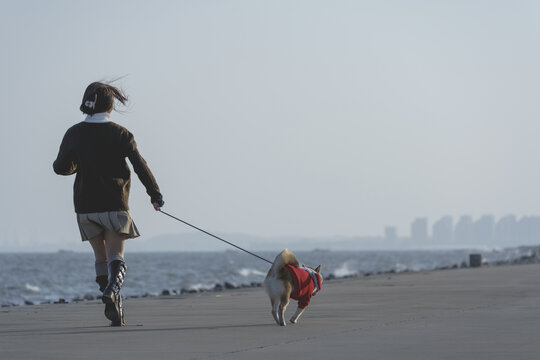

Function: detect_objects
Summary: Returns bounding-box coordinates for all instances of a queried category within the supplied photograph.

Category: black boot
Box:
[95,275,108,293]
[102,260,127,326]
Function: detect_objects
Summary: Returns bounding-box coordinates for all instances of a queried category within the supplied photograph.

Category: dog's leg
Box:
[270,298,280,325]
[278,294,289,326]
[289,306,305,324]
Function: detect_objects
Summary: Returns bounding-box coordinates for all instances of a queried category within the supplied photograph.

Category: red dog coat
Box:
[285,265,322,309]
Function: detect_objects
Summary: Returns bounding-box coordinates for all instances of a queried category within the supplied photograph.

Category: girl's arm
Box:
[53,129,78,175]
[125,133,163,206]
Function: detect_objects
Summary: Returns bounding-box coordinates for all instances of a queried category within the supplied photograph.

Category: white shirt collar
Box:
[84,112,111,123]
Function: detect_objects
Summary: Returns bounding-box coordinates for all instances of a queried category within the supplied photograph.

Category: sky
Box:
[1,1,539,251]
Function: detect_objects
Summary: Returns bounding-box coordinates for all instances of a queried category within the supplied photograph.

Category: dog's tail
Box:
[267,249,300,277]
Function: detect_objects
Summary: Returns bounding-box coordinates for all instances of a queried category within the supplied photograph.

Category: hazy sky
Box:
[1,1,539,250]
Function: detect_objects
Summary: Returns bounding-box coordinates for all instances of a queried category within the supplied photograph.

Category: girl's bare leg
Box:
[103,229,128,262]
[88,234,108,291]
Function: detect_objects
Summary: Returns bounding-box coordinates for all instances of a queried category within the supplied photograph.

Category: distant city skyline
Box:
[383,214,540,247]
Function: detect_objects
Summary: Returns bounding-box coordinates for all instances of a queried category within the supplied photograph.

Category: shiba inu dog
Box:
[264,249,322,326]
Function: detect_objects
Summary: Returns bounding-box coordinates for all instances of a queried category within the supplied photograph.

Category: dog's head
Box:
[302,264,323,296]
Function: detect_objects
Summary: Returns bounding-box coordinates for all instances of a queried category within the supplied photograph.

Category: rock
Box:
[24,300,34,306]
[224,282,236,289]
[214,284,223,291]
[161,290,171,296]
[83,294,94,301]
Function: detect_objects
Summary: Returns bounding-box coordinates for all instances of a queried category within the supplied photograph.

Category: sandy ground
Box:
[2,263,540,360]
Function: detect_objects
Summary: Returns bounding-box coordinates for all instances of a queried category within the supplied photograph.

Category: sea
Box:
[1,247,538,307]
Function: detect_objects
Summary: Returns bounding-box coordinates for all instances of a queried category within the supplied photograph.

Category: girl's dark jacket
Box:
[53,121,162,214]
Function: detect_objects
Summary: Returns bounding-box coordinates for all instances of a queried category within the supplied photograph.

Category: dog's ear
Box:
[315,265,321,273]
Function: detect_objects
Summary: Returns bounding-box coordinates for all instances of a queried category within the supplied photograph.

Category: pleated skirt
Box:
[76,211,140,241]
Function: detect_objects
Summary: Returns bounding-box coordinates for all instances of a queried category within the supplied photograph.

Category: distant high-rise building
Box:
[432,216,453,243]
[517,216,540,244]
[411,217,428,243]
[495,215,517,245]
[472,215,495,244]
[385,226,397,241]
[454,215,473,245]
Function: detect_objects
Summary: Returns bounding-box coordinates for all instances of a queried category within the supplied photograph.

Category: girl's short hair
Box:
[80,82,128,115]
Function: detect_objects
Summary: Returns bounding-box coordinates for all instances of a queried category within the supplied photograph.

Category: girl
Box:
[53,82,164,326]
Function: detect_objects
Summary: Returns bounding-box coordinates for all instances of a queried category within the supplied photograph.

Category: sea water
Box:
[0,247,537,306]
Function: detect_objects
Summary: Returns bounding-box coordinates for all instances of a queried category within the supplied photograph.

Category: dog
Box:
[264,249,322,326]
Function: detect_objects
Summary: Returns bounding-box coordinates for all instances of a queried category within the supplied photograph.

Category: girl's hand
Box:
[152,197,164,211]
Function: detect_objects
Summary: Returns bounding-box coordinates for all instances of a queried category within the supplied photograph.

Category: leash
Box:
[158,209,273,264]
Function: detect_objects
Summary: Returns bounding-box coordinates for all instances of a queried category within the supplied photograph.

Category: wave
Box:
[238,268,266,277]
[331,261,359,277]
[24,283,40,293]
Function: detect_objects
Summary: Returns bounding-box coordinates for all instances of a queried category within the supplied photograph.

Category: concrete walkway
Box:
[2,264,540,359]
